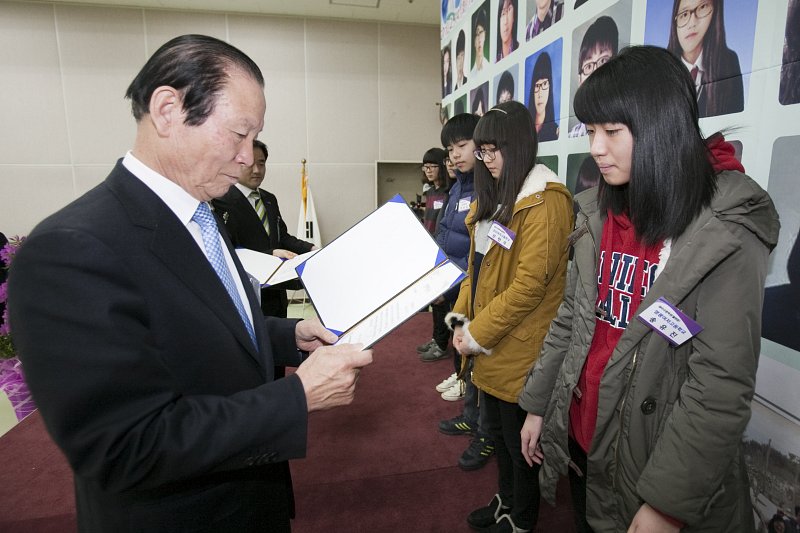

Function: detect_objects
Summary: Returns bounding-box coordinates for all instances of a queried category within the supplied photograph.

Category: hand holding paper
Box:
[295,317,338,352]
[295,343,373,412]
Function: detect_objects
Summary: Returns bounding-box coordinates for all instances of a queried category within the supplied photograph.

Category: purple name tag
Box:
[488,221,516,250]
[637,297,703,346]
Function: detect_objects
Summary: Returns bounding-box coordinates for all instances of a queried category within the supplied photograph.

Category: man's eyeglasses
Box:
[500,4,513,18]
[580,55,611,76]
[421,164,439,172]
[473,147,499,162]
[533,79,550,93]
[674,2,713,28]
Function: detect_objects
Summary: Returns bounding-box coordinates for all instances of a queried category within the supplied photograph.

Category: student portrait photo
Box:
[525,39,563,142]
[645,0,758,118]
[525,0,564,41]
[763,135,800,353]
[442,44,453,98]
[496,0,519,62]
[471,82,489,116]
[566,152,602,197]
[454,94,468,115]
[471,2,490,77]
[567,1,632,138]
[454,29,469,90]
[568,16,619,138]
[780,0,800,105]
[494,67,518,105]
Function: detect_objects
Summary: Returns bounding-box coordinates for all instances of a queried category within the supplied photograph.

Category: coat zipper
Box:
[612,347,639,490]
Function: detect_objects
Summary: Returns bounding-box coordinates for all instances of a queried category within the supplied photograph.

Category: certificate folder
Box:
[296,194,465,348]
[236,249,318,287]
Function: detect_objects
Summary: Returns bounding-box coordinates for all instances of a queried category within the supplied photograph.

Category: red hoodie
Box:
[707,132,745,173]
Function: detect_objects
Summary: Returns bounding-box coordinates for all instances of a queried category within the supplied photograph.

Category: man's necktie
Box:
[690,66,700,85]
[192,202,257,348]
[250,191,269,235]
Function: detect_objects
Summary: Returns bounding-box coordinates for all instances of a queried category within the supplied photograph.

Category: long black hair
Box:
[472,100,538,225]
[574,45,717,246]
[528,52,555,124]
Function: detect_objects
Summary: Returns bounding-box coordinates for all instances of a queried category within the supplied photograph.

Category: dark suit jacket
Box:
[698,48,744,118]
[8,162,309,533]
[212,186,314,318]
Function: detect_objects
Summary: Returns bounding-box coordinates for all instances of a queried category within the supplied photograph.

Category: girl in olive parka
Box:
[519,46,780,532]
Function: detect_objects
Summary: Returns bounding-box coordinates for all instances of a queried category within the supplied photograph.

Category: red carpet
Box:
[0,312,575,532]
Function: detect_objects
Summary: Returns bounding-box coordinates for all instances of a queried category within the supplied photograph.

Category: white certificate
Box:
[236,248,318,286]
[297,194,465,347]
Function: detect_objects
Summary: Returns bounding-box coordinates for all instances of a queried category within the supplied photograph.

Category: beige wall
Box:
[0,2,442,242]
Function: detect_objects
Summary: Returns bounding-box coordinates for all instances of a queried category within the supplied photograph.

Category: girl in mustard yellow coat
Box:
[446,100,572,533]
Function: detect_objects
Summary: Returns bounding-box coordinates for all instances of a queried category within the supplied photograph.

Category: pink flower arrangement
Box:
[0,235,35,421]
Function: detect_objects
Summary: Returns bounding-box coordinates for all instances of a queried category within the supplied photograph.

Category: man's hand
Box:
[627,504,681,533]
[272,249,297,259]
[520,413,545,467]
[295,318,338,352]
[294,343,373,412]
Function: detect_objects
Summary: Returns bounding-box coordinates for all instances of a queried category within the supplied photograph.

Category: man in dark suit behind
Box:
[7,34,372,533]
[213,140,315,319]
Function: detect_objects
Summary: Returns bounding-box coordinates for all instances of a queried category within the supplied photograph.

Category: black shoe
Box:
[482,514,531,533]
[416,339,436,353]
[438,415,475,436]
[459,436,495,471]
[467,494,510,530]
[420,344,449,362]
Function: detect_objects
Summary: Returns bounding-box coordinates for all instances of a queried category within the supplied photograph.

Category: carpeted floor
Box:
[0,312,575,532]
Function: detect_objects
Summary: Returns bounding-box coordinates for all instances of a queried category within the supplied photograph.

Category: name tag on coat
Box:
[637,297,703,346]
[488,221,515,250]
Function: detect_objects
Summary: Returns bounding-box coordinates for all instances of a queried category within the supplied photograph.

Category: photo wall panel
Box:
[441,0,800,526]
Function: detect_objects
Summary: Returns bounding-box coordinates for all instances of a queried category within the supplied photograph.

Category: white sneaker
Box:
[435,372,458,393]
[441,379,465,401]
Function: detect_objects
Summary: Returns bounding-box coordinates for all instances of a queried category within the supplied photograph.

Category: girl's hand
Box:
[520,413,545,467]
[627,504,681,533]
[452,326,465,354]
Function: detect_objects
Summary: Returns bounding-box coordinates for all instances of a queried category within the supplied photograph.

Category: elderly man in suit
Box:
[213,140,314,320]
[7,34,372,533]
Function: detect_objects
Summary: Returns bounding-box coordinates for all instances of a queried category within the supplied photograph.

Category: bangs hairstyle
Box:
[126,34,263,126]
[574,45,716,246]
[441,113,479,147]
[423,147,448,187]
[472,100,537,225]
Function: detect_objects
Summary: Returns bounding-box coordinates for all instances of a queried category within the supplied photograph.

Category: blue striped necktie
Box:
[192,202,257,348]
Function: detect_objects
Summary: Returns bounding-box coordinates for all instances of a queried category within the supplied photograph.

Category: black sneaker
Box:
[420,344,448,362]
[416,339,436,353]
[459,436,495,471]
[467,494,509,530]
[438,415,475,436]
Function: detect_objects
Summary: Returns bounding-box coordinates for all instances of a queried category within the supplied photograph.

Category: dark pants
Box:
[260,288,287,379]
[482,392,541,530]
[431,300,451,350]
[568,437,594,533]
